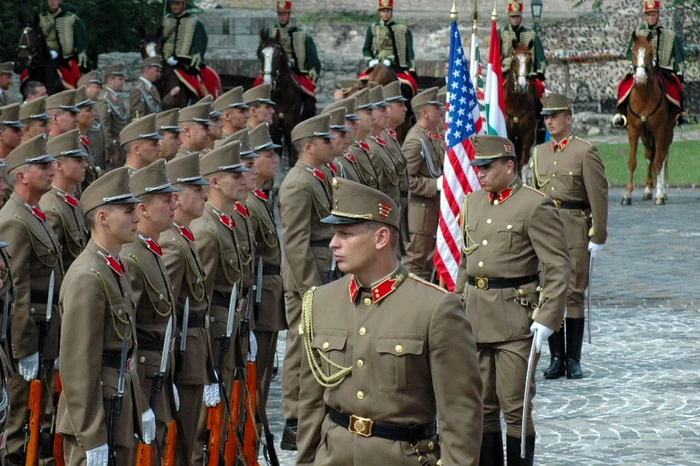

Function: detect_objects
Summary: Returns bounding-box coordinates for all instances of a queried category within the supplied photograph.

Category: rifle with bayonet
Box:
[23,270,54,466]
[109,337,129,466]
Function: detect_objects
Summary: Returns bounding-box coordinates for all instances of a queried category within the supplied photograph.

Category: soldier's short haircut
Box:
[364,221,400,252]
[85,204,115,230]
[6,163,32,189]
[293,136,315,155]
[23,81,45,99]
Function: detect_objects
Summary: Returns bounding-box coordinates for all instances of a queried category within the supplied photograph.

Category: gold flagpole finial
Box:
[490,0,498,22]
[450,0,459,22]
[473,0,479,34]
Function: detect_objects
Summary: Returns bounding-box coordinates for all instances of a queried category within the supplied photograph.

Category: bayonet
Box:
[255,257,263,304]
[117,337,128,399]
[46,270,55,324]
[226,283,238,340]
[1,289,9,345]
[160,316,173,375]
[180,298,190,354]
[521,330,538,459]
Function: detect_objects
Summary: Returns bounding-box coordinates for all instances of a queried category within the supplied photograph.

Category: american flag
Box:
[435,21,484,291]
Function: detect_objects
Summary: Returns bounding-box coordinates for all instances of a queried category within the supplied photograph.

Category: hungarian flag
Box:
[484,19,507,136]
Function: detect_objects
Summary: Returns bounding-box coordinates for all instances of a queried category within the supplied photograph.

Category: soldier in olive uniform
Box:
[455,135,571,465]
[130,57,179,120]
[156,109,183,162]
[402,87,444,281]
[297,177,483,465]
[75,85,103,186]
[176,103,212,158]
[0,135,64,463]
[0,63,13,108]
[0,158,13,466]
[214,87,250,141]
[57,167,155,466]
[97,64,130,170]
[46,89,80,140]
[531,93,608,380]
[40,129,89,272]
[322,97,363,184]
[0,105,26,160]
[122,114,162,174]
[343,89,380,189]
[19,98,52,143]
[40,0,88,88]
[161,153,220,461]
[322,107,351,177]
[278,114,336,450]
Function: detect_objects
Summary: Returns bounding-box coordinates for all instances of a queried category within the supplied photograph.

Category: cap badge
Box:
[378,202,392,220]
[504,143,513,154]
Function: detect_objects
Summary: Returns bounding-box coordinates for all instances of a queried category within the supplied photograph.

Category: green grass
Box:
[598,139,700,187]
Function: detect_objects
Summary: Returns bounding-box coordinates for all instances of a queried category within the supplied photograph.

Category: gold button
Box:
[553,161,558,165]
[357,391,365,400]
[359,327,366,336]
[322,341,329,350]
[478,261,484,267]
[30,307,35,314]
[487,219,492,224]
[357,359,364,368]
[210,316,215,322]
[569,171,574,175]
[159,293,164,300]
[507,224,512,230]
[228,259,234,264]
[482,240,488,245]
[428,441,436,451]
[493,200,499,206]
[139,356,146,363]
[117,309,123,316]
[551,187,555,191]
[196,277,202,283]
[363,297,372,306]
[552,173,556,177]
[395,344,404,353]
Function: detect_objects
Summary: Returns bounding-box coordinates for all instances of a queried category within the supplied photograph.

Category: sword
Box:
[180,298,190,354]
[521,329,538,459]
[47,270,55,324]
[160,316,174,376]
[255,257,263,305]
[1,289,9,345]
[587,256,594,344]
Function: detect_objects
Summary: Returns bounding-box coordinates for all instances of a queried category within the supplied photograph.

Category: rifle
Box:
[171,299,192,466]
[109,337,129,466]
[242,359,259,466]
[135,316,174,466]
[24,270,54,466]
[51,373,65,466]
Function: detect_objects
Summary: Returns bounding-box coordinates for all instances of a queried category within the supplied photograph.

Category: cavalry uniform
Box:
[402,88,444,281]
[532,93,608,380]
[57,168,147,466]
[39,7,88,89]
[162,8,208,68]
[297,177,483,466]
[455,135,571,464]
[97,65,130,170]
[121,161,179,453]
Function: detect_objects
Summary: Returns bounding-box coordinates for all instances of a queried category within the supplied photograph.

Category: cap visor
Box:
[346,115,361,121]
[0,240,7,248]
[107,195,143,204]
[5,122,26,129]
[210,111,223,119]
[470,158,496,167]
[331,126,351,133]
[321,214,365,225]
[182,178,210,186]
[387,96,408,102]
[59,150,90,159]
[160,127,184,134]
[28,155,57,164]
[540,109,567,115]
[147,185,180,194]
[30,113,52,121]
[241,152,261,159]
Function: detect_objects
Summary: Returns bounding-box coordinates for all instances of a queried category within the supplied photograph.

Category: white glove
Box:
[54,357,60,370]
[436,175,443,192]
[50,50,59,60]
[78,52,88,68]
[167,56,178,66]
[588,241,604,258]
[85,443,109,466]
[530,322,555,353]
[382,59,392,67]
[173,384,180,412]
[368,59,379,67]
[247,332,258,363]
[203,384,221,408]
[141,409,156,445]
[190,53,202,69]
[18,352,39,381]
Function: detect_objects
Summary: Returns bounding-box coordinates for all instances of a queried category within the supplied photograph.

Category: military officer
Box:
[176,103,212,158]
[19,97,52,143]
[243,84,276,129]
[162,0,208,72]
[0,105,26,160]
[343,88,380,189]
[247,123,286,415]
[156,109,183,161]
[258,1,322,88]
[200,96,224,152]
[613,0,686,127]
[46,89,80,139]
[40,0,88,88]
[0,135,64,464]
[500,0,547,91]
[23,81,49,103]
[40,129,89,271]
[97,64,130,170]
[57,167,155,466]
[531,93,608,380]
[402,87,444,281]
[130,57,179,120]
[121,114,163,174]
[214,87,250,140]
[278,114,336,450]
[322,107,350,174]
[0,63,13,107]
[75,85,104,185]
[322,96,363,184]
[297,177,483,465]
[454,135,571,465]
[161,153,219,462]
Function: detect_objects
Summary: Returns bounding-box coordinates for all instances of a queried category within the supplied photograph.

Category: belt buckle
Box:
[553,199,562,209]
[476,277,489,290]
[348,414,374,437]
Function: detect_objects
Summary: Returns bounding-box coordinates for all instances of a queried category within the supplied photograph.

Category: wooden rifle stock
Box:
[243,361,259,466]
[163,420,177,466]
[206,403,224,466]
[223,378,243,465]
[24,379,42,466]
[135,443,154,466]
[52,373,65,466]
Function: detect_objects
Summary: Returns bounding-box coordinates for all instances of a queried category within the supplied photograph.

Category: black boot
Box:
[542,326,566,379]
[479,432,505,466]
[506,435,535,466]
[280,418,298,451]
[566,317,585,379]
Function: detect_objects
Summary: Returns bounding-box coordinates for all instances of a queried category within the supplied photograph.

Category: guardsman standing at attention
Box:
[343,88,380,189]
[402,87,444,281]
[162,0,208,73]
[121,114,163,174]
[531,93,608,381]
[161,153,219,462]
[455,135,571,465]
[0,105,26,160]
[214,87,250,141]
[130,57,179,120]
[40,129,89,271]
[40,0,88,88]
[46,89,80,140]
[322,97,363,184]
[74,85,103,186]
[243,84,276,129]
[97,65,130,171]
[19,98,52,143]
[57,167,155,466]
[176,103,212,158]
[122,159,180,459]
[155,109,184,162]
[278,114,336,451]
[0,63,14,107]
[297,177,483,465]
[0,135,64,464]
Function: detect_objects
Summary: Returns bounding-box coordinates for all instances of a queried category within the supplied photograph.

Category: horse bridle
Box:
[17,27,35,64]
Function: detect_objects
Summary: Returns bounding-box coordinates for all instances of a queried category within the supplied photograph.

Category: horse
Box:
[504,41,540,182]
[621,31,676,206]
[258,29,316,169]
[15,15,66,96]
[362,63,415,143]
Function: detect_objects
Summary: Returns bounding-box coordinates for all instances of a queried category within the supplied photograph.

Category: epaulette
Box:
[573,136,593,146]
[408,273,447,293]
[522,185,545,196]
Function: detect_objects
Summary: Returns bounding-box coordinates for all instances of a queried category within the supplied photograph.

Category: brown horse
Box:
[15,16,66,96]
[504,41,539,181]
[621,31,676,205]
[362,63,415,143]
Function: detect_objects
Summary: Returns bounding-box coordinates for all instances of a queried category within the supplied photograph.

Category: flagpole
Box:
[491,0,498,22]
[450,0,458,22]
[470,0,479,80]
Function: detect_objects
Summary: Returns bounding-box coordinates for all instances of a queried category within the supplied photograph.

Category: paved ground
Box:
[258,188,700,465]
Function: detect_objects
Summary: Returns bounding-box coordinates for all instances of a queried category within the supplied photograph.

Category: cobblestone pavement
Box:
[259,188,700,465]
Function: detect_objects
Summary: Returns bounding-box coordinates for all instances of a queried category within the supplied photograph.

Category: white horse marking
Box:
[145,42,157,58]
[517,54,528,90]
[262,47,274,85]
[634,48,647,86]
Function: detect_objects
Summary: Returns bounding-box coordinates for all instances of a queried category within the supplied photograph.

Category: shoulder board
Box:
[573,136,593,146]
[522,185,545,196]
[408,273,447,293]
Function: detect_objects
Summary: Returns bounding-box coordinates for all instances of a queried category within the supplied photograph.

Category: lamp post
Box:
[531,0,543,32]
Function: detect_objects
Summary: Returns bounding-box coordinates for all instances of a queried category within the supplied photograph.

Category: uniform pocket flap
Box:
[377,335,424,356]
[497,220,524,233]
[311,330,348,352]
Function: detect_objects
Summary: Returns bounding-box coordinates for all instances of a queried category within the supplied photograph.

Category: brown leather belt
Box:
[260,264,281,276]
[467,274,539,290]
[328,407,436,442]
[553,199,590,210]
[188,316,206,328]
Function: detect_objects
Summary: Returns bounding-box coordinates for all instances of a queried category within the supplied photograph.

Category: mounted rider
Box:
[256,1,322,96]
[39,0,88,89]
[360,0,418,95]
[613,0,686,128]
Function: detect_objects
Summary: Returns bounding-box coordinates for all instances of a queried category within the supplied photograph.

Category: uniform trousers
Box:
[559,209,593,319]
[255,330,278,416]
[478,338,537,437]
[175,384,203,466]
[63,434,134,466]
[404,196,439,281]
[281,291,302,420]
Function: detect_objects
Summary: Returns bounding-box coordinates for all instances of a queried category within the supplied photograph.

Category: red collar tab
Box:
[387,129,398,141]
[305,166,326,182]
[327,161,338,175]
[374,136,388,146]
[489,187,515,205]
[428,132,440,141]
[344,152,356,163]
[234,202,249,218]
[176,223,195,242]
[253,189,268,201]
[371,275,400,304]
[80,135,90,147]
[25,203,46,222]
[349,276,360,303]
[215,209,236,231]
[139,234,162,256]
[58,190,79,208]
[357,140,371,152]
[98,250,123,276]
[552,136,571,152]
